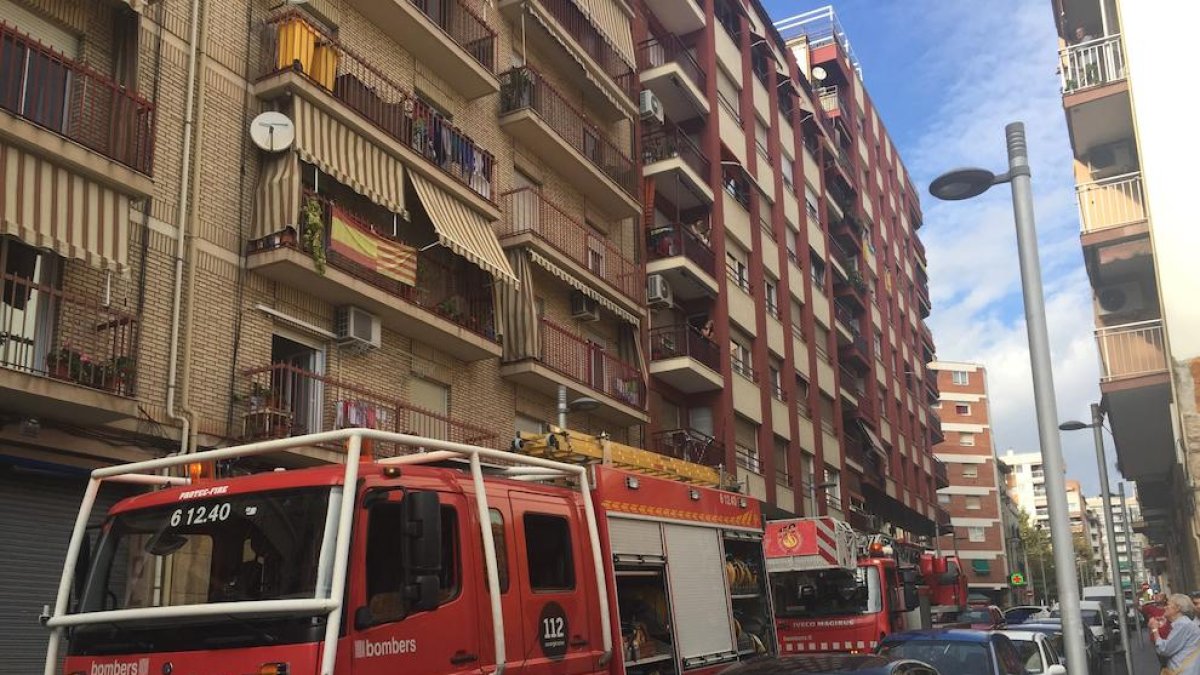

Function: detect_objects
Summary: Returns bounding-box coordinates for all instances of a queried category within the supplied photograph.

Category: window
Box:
[963,465,978,478]
[873,330,883,358]
[755,117,770,159]
[524,514,575,590]
[367,503,460,622]
[955,404,971,416]
[765,279,780,318]
[938,493,951,504]
[726,246,750,292]
[786,229,800,265]
[966,496,982,510]
[769,363,784,401]
[960,432,976,447]
[731,338,753,379]
[810,252,826,291]
[486,509,510,592]
[781,152,795,188]
[951,370,969,385]
[804,185,820,222]
[967,527,986,543]
[824,467,841,508]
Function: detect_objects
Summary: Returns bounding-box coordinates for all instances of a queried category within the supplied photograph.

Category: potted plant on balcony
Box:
[47,345,99,385]
[301,195,326,274]
[98,356,136,393]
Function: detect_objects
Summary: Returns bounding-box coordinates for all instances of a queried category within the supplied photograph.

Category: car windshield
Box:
[879,639,994,675]
[771,566,882,618]
[70,487,335,655]
[1050,609,1102,626]
[962,609,994,624]
[1011,639,1044,673]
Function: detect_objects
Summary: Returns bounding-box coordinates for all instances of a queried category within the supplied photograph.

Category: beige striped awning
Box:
[0,141,130,273]
[525,3,623,114]
[293,97,405,216]
[577,0,636,69]
[496,249,539,362]
[253,151,301,239]
[409,172,517,288]
[527,249,638,325]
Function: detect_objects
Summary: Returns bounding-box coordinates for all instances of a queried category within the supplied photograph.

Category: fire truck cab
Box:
[763,518,930,655]
[920,552,968,624]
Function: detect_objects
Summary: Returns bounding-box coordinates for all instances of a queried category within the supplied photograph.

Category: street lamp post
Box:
[1060,404,1134,675]
[930,122,1086,672]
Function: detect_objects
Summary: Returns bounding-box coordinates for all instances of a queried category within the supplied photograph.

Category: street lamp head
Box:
[929,167,997,201]
[1059,420,1091,431]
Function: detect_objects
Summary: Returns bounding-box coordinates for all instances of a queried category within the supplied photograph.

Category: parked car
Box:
[717,654,942,674]
[993,630,1068,675]
[876,629,1025,675]
[1003,605,1050,625]
[959,605,1007,630]
[1050,601,1110,648]
[1020,621,1103,674]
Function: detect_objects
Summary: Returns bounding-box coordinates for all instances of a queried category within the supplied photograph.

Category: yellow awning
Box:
[0,141,130,273]
[409,172,517,287]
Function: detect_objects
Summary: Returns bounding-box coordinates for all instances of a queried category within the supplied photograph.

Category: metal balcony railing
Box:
[726,262,752,293]
[638,34,704,91]
[500,188,641,303]
[731,355,756,382]
[817,85,847,116]
[646,219,716,277]
[834,301,860,337]
[652,427,725,467]
[649,325,720,372]
[0,21,155,173]
[261,13,495,199]
[840,365,863,397]
[0,270,138,396]
[240,363,497,453]
[1077,172,1146,233]
[406,0,497,72]
[643,124,710,180]
[499,66,636,197]
[1095,320,1167,382]
[533,0,636,100]
[735,443,761,474]
[722,164,752,210]
[538,317,645,409]
[1060,34,1126,94]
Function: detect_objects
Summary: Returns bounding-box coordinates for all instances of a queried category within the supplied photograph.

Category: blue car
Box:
[876,629,1025,675]
[719,654,941,674]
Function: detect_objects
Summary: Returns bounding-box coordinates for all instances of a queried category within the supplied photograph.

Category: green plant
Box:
[302,196,326,274]
[49,345,99,383]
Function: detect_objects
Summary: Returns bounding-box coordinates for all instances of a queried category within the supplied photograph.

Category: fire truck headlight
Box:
[259,663,289,675]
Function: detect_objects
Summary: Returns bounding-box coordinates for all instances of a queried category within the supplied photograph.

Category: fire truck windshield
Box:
[771,566,881,618]
[69,487,334,655]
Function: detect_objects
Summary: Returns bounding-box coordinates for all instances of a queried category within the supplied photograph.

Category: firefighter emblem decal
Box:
[777,522,803,553]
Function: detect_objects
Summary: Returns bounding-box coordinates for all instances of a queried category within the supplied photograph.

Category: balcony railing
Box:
[834,301,860,337]
[534,0,636,100]
[1,270,139,396]
[499,66,636,196]
[735,443,761,474]
[0,21,155,173]
[649,325,720,372]
[731,355,756,382]
[261,13,495,199]
[407,0,497,72]
[240,363,497,454]
[538,317,645,409]
[652,427,725,467]
[647,220,716,277]
[1095,320,1167,382]
[722,164,752,210]
[1060,34,1125,94]
[638,34,704,91]
[1077,172,1146,233]
[840,365,863,398]
[817,85,847,116]
[500,188,641,303]
[643,124,709,180]
[726,262,752,293]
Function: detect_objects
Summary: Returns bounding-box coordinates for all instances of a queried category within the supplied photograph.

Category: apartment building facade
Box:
[1003,450,1049,524]
[931,362,1014,605]
[1086,493,1149,590]
[1050,0,1196,586]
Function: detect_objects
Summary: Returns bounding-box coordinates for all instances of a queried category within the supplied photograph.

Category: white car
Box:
[995,630,1068,675]
[1052,601,1109,648]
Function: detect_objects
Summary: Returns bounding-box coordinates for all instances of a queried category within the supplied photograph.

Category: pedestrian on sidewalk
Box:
[1150,594,1200,675]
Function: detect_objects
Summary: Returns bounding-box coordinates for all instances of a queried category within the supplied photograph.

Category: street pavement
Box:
[1097,629,1163,675]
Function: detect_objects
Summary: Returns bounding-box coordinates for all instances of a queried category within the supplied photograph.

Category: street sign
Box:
[1009,572,1027,586]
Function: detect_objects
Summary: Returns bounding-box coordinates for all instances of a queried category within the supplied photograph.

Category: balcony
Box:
[651,428,725,468]
[499,66,639,218]
[256,14,497,212]
[342,0,498,100]
[1060,34,1126,97]
[839,334,870,370]
[834,260,869,312]
[934,457,950,490]
[499,188,642,313]
[643,123,714,208]
[638,35,709,122]
[646,219,719,299]
[500,317,648,425]
[247,191,501,361]
[925,372,940,406]
[0,21,154,196]
[929,410,944,444]
[497,0,636,121]
[239,363,497,458]
[0,268,140,424]
[834,300,860,343]
[817,85,849,118]
[649,325,722,393]
[1078,172,1148,240]
[642,0,705,35]
[1096,320,1167,384]
[840,365,864,405]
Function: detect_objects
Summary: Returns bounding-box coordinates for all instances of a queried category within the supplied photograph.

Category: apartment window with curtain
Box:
[966,496,981,510]
[804,184,820,223]
[717,66,740,119]
[769,359,785,401]
[726,243,750,292]
[951,370,969,385]
[960,432,976,447]
[962,464,978,478]
[781,151,795,188]
[755,117,770,161]
[735,415,760,473]
[765,277,780,318]
[731,332,753,380]
[786,228,800,266]
[814,324,831,362]
[967,527,986,543]
[810,251,826,291]
[790,298,805,339]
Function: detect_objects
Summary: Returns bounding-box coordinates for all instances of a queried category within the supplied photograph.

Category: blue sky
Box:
[760,1,1122,497]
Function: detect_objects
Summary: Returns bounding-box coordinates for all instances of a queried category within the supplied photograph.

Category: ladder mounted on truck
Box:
[515,427,733,488]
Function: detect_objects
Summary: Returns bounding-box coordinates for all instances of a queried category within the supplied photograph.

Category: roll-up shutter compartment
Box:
[663,523,737,667]
[608,517,664,563]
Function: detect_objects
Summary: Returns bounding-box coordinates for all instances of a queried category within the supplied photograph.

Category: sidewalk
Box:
[1102,631,1162,675]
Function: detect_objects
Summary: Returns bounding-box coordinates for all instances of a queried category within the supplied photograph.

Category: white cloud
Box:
[907,1,1113,494]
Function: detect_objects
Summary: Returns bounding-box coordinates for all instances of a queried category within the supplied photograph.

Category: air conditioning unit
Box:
[1097,282,1146,316]
[646,274,673,308]
[570,291,601,322]
[334,305,381,351]
[639,89,664,125]
[1088,139,1137,180]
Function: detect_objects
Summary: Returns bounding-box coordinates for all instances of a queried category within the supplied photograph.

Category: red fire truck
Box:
[763,517,937,655]
[43,428,778,675]
[920,552,969,624]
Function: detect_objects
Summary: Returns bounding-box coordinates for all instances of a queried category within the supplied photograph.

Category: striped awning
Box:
[857,420,889,460]
[118,0,156,12]
[496,249,538,362]
[293,97,405,216]
[253,151,301,239]
[0,141,129,273]
[527,249,638,325]
[409,172,517,287]
[525,3,624,114]
[577,0,636,69]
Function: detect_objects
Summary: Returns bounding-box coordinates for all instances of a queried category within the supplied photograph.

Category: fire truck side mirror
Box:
[403,491,443,574]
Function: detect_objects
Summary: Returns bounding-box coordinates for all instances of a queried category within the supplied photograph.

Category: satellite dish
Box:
[811,66,827,81]
[250,111,295,152]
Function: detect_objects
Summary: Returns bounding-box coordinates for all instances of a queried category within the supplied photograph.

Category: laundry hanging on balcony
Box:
[408,171,517,288]
[526,250,638,325]
[0,141,131,274]
[328,206,418,285]
[496,248,539,363]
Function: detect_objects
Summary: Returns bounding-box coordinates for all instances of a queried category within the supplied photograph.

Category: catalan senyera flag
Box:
[329,206,418,286]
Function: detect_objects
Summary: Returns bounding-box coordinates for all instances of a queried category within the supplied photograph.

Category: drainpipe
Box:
[165,0,204,455]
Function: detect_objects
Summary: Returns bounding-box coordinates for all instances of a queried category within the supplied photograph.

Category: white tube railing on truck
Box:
[44,428,613,675]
